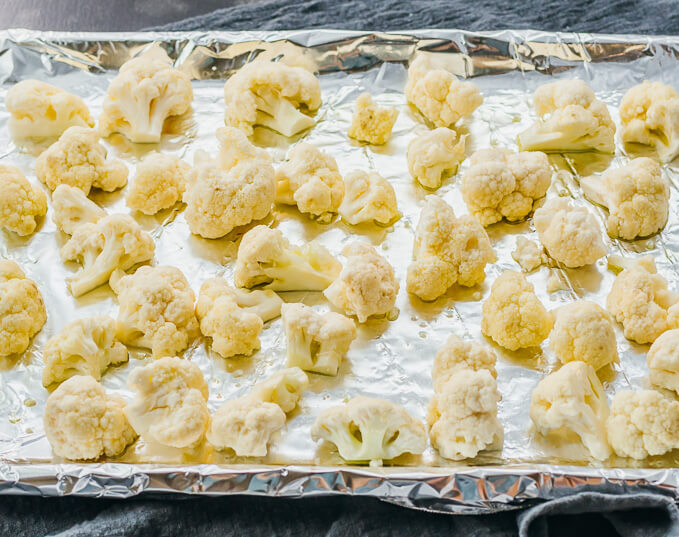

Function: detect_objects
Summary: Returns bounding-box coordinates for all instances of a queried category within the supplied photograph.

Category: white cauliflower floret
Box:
[42,315,128,387]
[482,270,553,351]
[223,60,321,137]
[461,148,552,226]
[126,153,193,215]
[275,144,344,223]
[5,79,94,140]
[406,195,496,301]
[607,389,679,459]
[234,225,341,291]
[111,265,199,358]
[216,126,272,170]
[52,184,106,235]
[431,334,497,393]
[533,198,606,268]
[324,242,399,323]
[250,367,309,413]
[0,164,47,236]
[530,361,611,460]
[35,127,128,195]
[125,357,209,448]
[210,284,283,322]
[407,127,466,189]
[60,214,155,297]
[311,396,426,463]
[347,93,399,145]
[281,303,356,376]
[44,375,136,460]
[405,54,483,128]
[99,50,193,143]
[338,170,399,226]
[0,260,47,357]
[517,79,615,153]
[511,237,545,272]
[647,329,679,394]
[580,158,669,240]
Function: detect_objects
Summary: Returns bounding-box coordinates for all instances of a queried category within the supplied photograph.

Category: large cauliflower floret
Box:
[250,367,309,413]
[125,357,209,448]
[52,184,106,235]
[580,157,669,240]
[111,265,199,358]
[42,315,128,387]
[324,242,399,323]
[223,60,321,137]
[406,195,496,301]
[60,214,155,297]
[0,260,47,357]
[530,361,611,460]
[517,79,615,153]
[281,303,356,376]
[44,375,137,460]
[99,50,193,143]
[407,127,466,189]
[533,198,606,268]
[311,396,426,463]
[216,126,272,170]
[126,153,193,215]
[5,79,94,140]
[431,334,497,393]
[0,164,47,236]
[405,55,483,128]
[338,170,399,226]
[481,270,553,351]
[647,329,679,394]
[275,144,344,223]
[511,236,545,272]
[347,93,399,145]
[234,225,342,291]
[35,127,128,195]
[607,389,679,460]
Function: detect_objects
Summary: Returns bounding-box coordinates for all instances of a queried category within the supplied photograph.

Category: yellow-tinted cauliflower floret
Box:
[347,93,399,145]
[249,367,309,413]
[407,127,466,189]
[338,170,399,226]
[647,329,679,394]
[126,153,193,215]
[0,164,47,236]
[51,184,106,235]
[431,334,498,393]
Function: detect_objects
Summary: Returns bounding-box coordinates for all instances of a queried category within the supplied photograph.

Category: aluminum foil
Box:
[1,28,679,512]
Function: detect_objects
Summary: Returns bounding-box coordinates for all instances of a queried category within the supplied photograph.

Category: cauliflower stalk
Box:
[432,334,497,393]
[250,367,309,413]
[347,93,399,145]
[52,184,106,235]
[127,153,194,215]
[647,329,679,394]
[339,170,399,226]
[407,127,466,189]
[0,164,47,236]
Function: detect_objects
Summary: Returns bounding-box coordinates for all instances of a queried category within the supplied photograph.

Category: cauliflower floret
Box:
[250,367,309,413]
[530,361,611,460]
[125,357,209,448]
[647,329,679,394]
[407,127,466,189]
[428,369,501,420]
[223,60,321,137]
[44,375,136,460]
[209,283,283,322]
[324,242,399,323]
[216,126,272,170]
[431,334,497,393]
[234,225,342,291]
[5,79,94,140]
[517,79,615,153]
[111,265,199,358]
[406,195,496,301]
[511,237,545,272]
[281,303,356,376]
[461,148,552,226]
[311,396,426,463]
[52,184,106,235]
[482,270,553,351]
[60,214,155,297]
[347,93,399,145]
[42,315,128,387]
[275,144,344,223]
[405,55,483,128]
[0,164,47,236]
[580,158,669,240]
[338,170,399,226]
[126,153,193,215]
[35,127,128,195]
[0,260,47,357]
[99,50,193,143]
[533,198,606,268]
[607,389,679,459]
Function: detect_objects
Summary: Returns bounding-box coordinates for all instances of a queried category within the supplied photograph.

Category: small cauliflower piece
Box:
[234,225,341,291]
[647,329,679,394]
[0,164,47,236]
[607,389,679,459]
[112,265,199,358]
[35,127,128,195]
[432,334,497,393]
[347,93,399,145]
[216,126,271,170]
[126,357,209,448]
[406,195,496,301]
[126,153,193,215]
[42,315,128,387]
[324,242,399,323]
[6,79,94,140]
[580,158,669,240]
[250,367,309,413]
[530,361,611,460]
[281,303,356,376]
[44,375,136,460]
[311,396,426,463]
[407,127,466,189]
[482,270,553,351]
[213,284,283,323]
[511,237,545,272]
[0,260,47,357]
[275,144,344,223]
[338,170,399,226]
[517,79,615,153]
[52,184,106,235]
